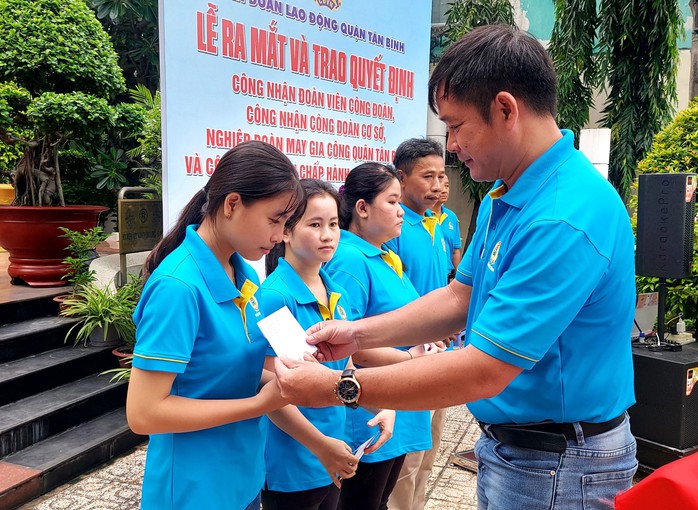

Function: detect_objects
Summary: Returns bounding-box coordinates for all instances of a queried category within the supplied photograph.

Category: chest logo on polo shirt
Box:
[487,241,502,271]
[448,221,454,230]
[336,305,347,320]
[249,295,261,316]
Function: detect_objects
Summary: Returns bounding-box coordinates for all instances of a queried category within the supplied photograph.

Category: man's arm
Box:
[275,344,522,410]
[307,280,472,360]
[451,247,462,269]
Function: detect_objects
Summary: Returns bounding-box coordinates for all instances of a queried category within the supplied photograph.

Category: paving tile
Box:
[20,408,481,509]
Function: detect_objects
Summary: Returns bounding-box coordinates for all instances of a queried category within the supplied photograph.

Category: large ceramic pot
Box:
[0,205,108,287]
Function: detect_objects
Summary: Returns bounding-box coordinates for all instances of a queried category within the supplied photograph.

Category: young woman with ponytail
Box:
[261,179,395,510]
[126,141,302,510]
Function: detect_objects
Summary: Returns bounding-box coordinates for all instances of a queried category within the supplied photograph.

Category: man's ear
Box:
[397,169,407,184]
[355,198,369,219]
[492,91,519,127]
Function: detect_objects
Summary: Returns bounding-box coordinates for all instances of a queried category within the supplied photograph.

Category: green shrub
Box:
[0,0,139,206]
[633,99,698,323]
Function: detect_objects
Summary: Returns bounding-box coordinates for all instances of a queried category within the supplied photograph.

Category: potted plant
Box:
[61,278,140,348]
[0,0,144,287]
[53,226,110,310]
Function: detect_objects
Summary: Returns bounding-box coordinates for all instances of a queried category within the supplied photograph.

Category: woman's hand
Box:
[314,437,359,487]
[256,375,288,413]
[408,342,445,359]
[364,409,395,454]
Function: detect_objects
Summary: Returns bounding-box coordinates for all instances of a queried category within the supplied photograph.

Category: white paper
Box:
[355,433,379,461]
[257,306,318,361]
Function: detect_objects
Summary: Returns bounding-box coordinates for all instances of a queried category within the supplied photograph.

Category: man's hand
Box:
[274,356,340,407]
[306,320,360,361]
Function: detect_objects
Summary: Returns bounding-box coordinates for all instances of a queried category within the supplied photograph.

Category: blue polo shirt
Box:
[133,224,268,510]
[455,130,636,425]
[260,258,350,492]
[438,206,462,269]
[324,230,432,462]
[385,205,450,296]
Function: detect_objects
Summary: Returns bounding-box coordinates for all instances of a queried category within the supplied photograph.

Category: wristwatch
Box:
[335,368,361,409]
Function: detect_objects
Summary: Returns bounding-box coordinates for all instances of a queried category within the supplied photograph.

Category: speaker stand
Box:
[657,278,666,345]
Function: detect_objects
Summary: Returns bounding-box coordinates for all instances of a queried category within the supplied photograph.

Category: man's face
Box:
[438,176,450,205]
[437,92,502,183]
[399,155,444,215]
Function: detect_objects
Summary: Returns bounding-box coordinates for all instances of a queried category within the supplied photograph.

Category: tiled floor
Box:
[19,406,480,510]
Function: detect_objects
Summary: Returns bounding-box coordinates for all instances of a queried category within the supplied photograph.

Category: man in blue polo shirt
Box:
[431,174,462,270]
[276,25,637,510]
[385,138,451,510]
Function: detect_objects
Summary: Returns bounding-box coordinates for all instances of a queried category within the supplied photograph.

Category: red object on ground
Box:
[615,452,698,509]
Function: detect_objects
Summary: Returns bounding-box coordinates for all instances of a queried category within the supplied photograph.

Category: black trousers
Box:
[337,454,406,510]
[261,483,340,510]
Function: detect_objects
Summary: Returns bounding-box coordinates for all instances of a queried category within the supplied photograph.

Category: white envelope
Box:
[257,306,318,361]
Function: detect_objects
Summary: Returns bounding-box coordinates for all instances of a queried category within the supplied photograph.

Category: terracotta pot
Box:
[0,205,108,287]
[53,293,71,313]
[112,346,133,368]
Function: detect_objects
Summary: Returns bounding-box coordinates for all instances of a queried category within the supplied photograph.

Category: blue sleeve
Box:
[455,240,474,287]
[470,220,610,369]
[132,275,200,373]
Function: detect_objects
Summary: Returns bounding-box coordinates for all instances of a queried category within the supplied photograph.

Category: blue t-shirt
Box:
[438,206,462,270]
[132,224,268,510]
[455,130,636,425]
[261,258,350,492]
[324,230,432,462]
[385,205,450,296]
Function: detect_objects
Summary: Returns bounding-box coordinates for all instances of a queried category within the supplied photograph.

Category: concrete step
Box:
[0,316,78,364]
[0,291,67,327]
[0,344,118,407]
[0,408,145,510]
[0,374,127,458]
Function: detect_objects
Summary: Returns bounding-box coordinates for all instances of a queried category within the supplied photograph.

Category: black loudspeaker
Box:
[629,342,698,468]
[636,173,696,279]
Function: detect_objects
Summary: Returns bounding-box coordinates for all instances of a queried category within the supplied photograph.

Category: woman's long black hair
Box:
[145,141,302,279]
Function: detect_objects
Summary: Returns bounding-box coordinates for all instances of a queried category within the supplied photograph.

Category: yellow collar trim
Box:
[380,249,404,278]
[318,292,342,321]
[421,215,438,242]
[232,279,259,342]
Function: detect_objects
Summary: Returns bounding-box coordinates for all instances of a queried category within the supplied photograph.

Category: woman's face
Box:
[285,194,340,266]
[362,178,404,246]
[227,191,297,260]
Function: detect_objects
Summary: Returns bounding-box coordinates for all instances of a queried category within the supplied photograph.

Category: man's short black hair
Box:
[428,24,557,122]
[393,138,444,176]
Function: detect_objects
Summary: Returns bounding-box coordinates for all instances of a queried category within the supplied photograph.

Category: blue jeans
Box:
[475,414,637,510]
[244,492,261,510]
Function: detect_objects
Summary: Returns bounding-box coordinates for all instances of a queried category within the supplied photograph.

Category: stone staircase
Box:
[0,290,144,509]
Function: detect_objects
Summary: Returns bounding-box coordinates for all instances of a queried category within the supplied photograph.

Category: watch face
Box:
[337,379,359,402]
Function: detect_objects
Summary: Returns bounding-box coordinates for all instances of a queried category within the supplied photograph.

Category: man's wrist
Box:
[329,369,342,406]
[353,320,365,350]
